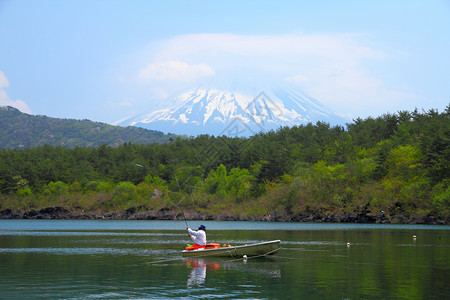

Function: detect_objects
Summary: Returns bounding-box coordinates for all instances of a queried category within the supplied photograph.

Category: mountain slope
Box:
[116,86,349,136]
[0,106,175,148]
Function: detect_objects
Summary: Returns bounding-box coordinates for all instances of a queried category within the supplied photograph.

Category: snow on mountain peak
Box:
[115,86,348,136]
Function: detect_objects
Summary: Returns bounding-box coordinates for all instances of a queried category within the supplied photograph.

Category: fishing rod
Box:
[134,163,195,232]
[166,194,189,227]
[172,173,203,230]
[133,162,190,227]
[173,176,189,227]
[181,207,189,228]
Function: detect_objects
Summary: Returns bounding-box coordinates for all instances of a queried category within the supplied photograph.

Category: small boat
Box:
[181,240,281,258]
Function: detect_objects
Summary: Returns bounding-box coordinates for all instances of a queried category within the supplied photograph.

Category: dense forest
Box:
[0,106,175,148]
[0,107,449,223]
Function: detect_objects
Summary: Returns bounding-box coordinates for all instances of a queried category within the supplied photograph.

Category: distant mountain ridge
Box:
[0,106,175,148]
[115,86,349,136]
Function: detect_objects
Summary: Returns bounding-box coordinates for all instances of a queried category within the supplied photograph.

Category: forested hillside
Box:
[0,107,448,223]
[0,106,175,148]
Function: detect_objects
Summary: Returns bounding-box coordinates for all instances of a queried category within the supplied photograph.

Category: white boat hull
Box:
[181,240,281,258]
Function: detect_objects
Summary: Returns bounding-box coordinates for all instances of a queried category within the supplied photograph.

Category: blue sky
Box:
[1,0,449,124]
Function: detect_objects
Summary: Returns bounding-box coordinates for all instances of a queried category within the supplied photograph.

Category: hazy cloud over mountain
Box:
[130,33,414,118]
[0,70,32,114]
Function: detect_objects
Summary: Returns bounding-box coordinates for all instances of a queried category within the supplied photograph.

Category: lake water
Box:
[0,220,449,299]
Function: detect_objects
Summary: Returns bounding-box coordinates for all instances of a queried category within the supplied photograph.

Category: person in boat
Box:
[187,225,206,249]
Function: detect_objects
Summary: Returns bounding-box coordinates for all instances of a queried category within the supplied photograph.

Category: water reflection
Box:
[185,257,282,288]
[185,258,220,287]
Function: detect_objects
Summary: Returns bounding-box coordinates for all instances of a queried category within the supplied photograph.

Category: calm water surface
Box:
[0,220,449,299]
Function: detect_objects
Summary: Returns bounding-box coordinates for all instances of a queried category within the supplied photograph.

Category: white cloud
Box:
[0,70,9,88]
[131,33,412,117]
[0,70,32,114]
[138,60,215,82]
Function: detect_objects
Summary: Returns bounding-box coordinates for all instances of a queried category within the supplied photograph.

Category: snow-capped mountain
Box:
[115,86,348,137]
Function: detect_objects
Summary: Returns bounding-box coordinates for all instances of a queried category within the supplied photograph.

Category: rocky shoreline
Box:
[0,206,448,225]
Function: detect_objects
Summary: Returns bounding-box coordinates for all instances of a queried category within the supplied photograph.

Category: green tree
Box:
[227,167,256,200]
[204,164,228,196]
[112,182,136,208]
